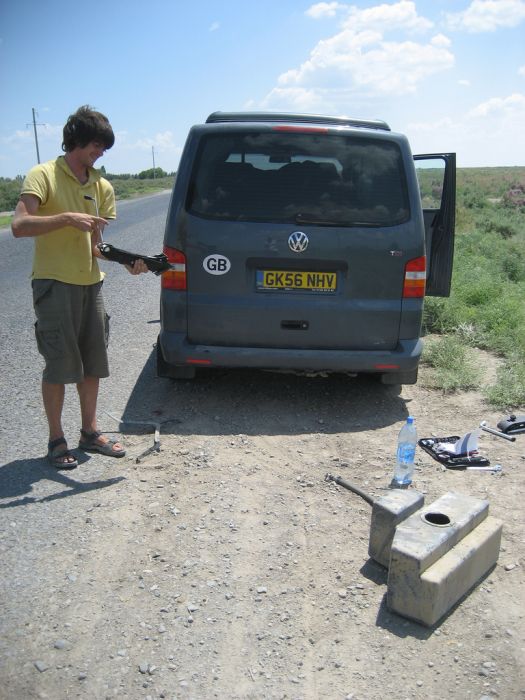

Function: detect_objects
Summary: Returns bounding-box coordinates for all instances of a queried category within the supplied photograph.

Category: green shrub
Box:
[111,176,174,199]
[423,173,525,406]
[421,336,482,393]
[484,354,525,409]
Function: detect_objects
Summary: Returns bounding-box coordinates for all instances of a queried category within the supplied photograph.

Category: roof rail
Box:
[206,111,391,131]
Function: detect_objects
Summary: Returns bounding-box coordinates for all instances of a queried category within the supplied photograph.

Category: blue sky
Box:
[1,0,524,178]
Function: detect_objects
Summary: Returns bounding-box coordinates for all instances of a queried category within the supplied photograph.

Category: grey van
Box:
[157,112,455,384]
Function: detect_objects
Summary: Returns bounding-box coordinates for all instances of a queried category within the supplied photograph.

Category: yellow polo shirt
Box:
[22,156,116,285]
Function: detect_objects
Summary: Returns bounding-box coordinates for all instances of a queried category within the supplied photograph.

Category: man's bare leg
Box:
[42,380,76,465]
[77,376,124,452]
[42,380,65,440]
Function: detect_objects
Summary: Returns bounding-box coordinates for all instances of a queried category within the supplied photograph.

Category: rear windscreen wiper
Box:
[295,213,376,227]
[294,213,344,227]
[97,242,172,275]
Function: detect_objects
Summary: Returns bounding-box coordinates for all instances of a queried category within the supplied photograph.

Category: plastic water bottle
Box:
[393,416,417,485]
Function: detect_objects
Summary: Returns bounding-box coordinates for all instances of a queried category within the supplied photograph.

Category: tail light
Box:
[403,256,426,298]
[162,246,187,290]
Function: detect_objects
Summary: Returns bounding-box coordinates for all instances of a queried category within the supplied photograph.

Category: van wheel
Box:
[169,366,197,379]
[380,368,418,385]
[156,340,196,379]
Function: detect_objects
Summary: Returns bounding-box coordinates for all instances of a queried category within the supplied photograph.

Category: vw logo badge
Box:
[288,231,309,253]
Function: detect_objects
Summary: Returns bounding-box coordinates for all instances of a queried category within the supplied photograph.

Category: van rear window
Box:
[187,132,409,227]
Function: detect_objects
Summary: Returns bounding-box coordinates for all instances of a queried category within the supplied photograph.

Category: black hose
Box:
[324,473,374,506]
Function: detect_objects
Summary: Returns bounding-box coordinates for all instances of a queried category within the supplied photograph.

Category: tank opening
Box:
[423,512,452,527]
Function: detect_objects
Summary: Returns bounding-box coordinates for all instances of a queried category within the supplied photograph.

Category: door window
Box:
[415,158,446,209]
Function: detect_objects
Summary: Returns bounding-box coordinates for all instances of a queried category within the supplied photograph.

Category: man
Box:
[12,105,148,468]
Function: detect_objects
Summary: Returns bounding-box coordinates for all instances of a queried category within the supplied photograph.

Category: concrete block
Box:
[368,490,425,568]
[386,491,502,626]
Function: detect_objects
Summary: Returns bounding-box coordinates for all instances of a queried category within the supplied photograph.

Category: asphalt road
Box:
[0,190,172,466]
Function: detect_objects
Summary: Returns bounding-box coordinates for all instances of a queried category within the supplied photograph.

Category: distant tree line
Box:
[0,176,24,211]
[103,166,174,180]
[0,169,176,211]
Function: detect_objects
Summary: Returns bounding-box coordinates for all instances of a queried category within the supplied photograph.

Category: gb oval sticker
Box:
[203,254,231,275]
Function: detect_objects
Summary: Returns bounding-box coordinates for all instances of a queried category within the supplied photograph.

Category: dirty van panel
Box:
[414,153,456,297]
[183,131,414,351]
[183,219,408,350]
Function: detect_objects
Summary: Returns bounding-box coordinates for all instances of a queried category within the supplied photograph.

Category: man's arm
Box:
[14,193,148,275]
[12,194,108,238]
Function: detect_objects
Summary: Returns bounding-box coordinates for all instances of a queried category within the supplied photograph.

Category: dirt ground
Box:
[1,356,524,700]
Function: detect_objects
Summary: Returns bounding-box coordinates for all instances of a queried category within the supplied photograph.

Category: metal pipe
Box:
[83,194,99,217]
[324,473,374,506]
[480,421,516,442]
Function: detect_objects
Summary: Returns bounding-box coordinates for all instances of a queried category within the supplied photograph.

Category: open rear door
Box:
[414,153,456,297]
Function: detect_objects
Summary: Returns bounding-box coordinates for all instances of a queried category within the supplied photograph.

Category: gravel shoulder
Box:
[1,353,524,700]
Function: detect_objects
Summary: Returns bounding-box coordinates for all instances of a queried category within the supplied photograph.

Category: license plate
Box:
[256,270,337,292]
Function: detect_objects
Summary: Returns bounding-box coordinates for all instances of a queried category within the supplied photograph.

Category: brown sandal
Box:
[78,429,126,458]
[47,437,78,470]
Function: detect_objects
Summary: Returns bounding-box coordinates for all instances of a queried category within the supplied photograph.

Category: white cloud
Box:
[1,123,62,149]
[458,79,471,86]
[445,0,525,33]
[341,0,433,34]
[306,2,345,19]
[100,130,183,174]
[407,93,525,166]
[519,65,525,76]
[261,2,451,109]
[467,92,525,117]
[260,86,334,111]
[209,21,220,32]
[117,130,181,153]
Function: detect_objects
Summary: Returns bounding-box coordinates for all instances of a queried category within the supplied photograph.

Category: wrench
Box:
[466,464,502,472]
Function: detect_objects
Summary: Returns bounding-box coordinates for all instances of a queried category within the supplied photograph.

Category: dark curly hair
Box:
[62,105,115,152]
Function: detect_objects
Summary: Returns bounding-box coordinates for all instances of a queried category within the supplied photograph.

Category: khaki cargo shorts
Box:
[32,279,110,384]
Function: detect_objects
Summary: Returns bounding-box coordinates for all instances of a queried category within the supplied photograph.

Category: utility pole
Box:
[27,107,45,164]
[152,146,156,179]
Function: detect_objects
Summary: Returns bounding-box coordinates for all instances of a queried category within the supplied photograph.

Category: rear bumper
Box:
[158,331,422,373]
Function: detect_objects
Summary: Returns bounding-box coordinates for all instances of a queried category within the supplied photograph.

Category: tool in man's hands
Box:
[479,420,516,442]
[497,414,525,435]
[84,194,105,241]
[84,194,99,216]
[97,242,173,275]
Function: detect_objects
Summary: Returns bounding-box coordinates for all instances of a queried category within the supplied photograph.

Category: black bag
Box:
[418,436,490,469]
[97,242,172,275]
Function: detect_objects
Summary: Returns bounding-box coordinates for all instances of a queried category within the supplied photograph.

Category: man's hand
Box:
[12,194,109,239]
[70,212,108,235]
[125,259,149,275]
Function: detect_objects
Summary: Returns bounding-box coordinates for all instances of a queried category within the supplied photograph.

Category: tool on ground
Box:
[324,473,374,505]
[497,414,525,435]
[97,242,173,275]
[105,411,180,463]
[480,420,516,442]
[465,464,502,472]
